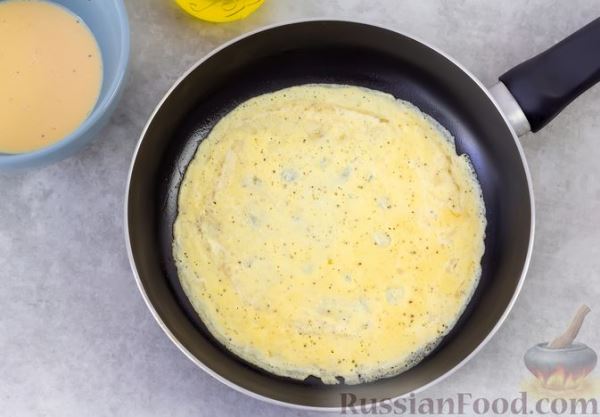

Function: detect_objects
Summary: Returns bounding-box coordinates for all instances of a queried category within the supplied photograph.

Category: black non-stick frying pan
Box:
[126,18,600,410]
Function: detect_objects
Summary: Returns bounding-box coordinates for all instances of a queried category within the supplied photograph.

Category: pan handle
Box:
[492,17,600,135]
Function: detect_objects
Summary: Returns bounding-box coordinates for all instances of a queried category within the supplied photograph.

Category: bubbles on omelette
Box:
[173,84,486,384]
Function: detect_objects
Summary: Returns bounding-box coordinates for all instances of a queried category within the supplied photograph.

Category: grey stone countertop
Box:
[2,1,600,416]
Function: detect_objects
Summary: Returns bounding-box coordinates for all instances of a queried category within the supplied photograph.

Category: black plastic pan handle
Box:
[498,17,600,132]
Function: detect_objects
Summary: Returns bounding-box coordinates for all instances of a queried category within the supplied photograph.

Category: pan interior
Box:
[127,21,532,409]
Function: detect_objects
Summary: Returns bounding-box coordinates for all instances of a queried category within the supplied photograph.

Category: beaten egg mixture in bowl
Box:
[173,84,486,384]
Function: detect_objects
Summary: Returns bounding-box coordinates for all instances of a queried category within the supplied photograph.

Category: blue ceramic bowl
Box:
[0,0,130,170]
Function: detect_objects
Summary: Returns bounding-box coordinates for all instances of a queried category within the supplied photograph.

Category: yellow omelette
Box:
[173,84,486,384]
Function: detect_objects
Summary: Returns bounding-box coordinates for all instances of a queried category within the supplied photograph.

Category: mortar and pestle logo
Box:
[524,305,597,390]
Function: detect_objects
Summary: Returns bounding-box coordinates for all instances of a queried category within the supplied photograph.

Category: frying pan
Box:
[126,18,600,410]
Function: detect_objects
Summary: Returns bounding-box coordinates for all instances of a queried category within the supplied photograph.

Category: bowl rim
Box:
[0,0,130,167]
[533,342,592,352]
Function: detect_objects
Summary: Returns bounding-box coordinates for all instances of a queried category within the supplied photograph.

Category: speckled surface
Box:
[1,1,600,416]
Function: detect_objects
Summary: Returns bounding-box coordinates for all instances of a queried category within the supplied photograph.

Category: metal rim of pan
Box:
[124,18,535,411]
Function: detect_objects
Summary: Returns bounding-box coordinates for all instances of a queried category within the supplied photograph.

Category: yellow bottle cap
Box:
[175,0,265,23]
